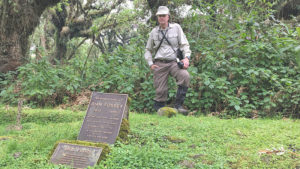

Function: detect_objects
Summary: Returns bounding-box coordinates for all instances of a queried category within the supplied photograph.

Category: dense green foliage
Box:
[0,0,299,117]
[184,1,300,118]
[0,107,83,124]
[0,107,299,168]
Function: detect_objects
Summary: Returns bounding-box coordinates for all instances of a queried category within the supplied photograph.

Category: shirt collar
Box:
[157,23,174,31]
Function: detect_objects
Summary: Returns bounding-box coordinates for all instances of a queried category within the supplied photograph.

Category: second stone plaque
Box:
[50,143,102,168]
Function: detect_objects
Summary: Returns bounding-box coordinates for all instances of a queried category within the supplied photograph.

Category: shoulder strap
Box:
[160,30,176,53]
[154,32,165,57]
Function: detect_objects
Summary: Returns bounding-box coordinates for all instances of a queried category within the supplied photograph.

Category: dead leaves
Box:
[6,124,23,131]
[236,130,247,137]
[179,160,195,168]
[13,152,22,159]
[259,147,286,156]
[259,147,300,157]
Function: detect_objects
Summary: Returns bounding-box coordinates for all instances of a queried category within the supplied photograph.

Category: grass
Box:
[0,106,299,168]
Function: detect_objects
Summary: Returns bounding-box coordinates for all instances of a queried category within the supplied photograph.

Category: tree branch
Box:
[88,0,124,19]
[67,37,88,60]
[33,0,61,15]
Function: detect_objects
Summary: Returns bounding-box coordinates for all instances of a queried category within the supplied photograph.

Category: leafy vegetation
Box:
[0,0,300,118]
[184,1,300,118]
[0,107,299,168]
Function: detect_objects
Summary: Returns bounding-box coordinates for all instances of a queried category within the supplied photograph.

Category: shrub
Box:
[1,1,299,118]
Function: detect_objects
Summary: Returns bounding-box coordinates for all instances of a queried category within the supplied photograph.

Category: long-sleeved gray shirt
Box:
[144,23,191,66]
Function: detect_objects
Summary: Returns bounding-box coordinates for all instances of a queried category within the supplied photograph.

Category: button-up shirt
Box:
[144,23,191,66]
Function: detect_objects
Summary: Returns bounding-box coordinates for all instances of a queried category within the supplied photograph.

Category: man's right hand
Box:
[150,64,159,70]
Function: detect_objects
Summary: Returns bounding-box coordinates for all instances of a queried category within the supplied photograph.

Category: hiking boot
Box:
[174,85,189,115]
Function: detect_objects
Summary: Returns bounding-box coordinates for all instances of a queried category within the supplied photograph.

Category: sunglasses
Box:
[158,15,167,17]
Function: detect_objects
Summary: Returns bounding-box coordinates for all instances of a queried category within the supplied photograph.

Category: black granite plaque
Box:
[77,92,128,144]
[50,143,102,168]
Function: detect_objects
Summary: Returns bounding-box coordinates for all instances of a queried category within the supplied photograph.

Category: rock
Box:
[157,107,177,118]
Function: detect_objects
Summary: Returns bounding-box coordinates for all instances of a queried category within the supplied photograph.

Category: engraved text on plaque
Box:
[50,143,102,168]
[77,92,128,144]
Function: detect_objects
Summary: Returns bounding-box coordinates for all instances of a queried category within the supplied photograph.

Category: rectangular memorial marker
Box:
[50,143,102,168]
[78,92,128,144]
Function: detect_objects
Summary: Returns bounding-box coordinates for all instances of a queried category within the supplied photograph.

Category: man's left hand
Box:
[182,58,189,69]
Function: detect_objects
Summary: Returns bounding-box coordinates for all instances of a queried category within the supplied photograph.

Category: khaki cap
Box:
[156,6,170,15]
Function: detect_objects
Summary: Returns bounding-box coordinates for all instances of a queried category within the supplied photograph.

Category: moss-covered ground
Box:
[0,106,299,168]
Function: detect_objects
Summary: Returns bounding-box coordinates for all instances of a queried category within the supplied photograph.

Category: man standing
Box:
[144,6,191,115]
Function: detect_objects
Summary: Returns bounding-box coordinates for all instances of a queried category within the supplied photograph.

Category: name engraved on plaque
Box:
[50,143,102,168]
[93,109,102,113]
[91,102,123,109]
[78,92,128,144]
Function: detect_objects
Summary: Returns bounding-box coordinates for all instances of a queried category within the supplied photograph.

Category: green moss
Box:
[127,97,132,106]
[116,118,130,144]
[123,97,131,120]
[167,144,179,150]
[164,136,186,143]
[49,139,110,163]
[157,107,177,118]
[0,136,12,141]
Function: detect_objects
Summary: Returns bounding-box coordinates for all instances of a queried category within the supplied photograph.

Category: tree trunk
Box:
[275,0,300,19]
[0,31,24,73]
[0,0,60,73]
[53,32,68,63]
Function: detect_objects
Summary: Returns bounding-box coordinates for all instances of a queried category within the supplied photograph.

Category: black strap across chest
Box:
[160,30,176,53]
[154,28,178,56]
